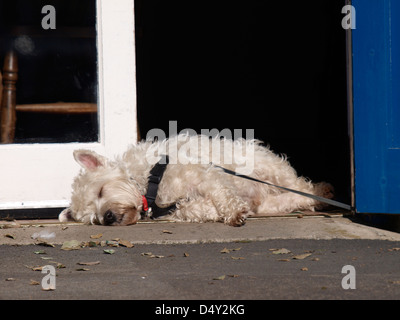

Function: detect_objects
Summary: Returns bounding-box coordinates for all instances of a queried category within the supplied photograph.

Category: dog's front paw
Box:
[59,208,73,222]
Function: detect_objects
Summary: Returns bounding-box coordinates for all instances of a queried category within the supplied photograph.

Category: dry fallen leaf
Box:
[213,275,226,280]
[76,268,90,271]
[183,252,189,257]
[221,247,241,254]
[77,261,100,266]
[106,240,119,247]
[300,267,308,271]
[272,248,291,255]
[4,234,15,239]
[103,249,115,254]
[35,240,55,248]
[141,252,164,258]
[293,253,312,260]
[51,262,66,269]
[231,256,245,260]
[162,230,173,234]
[61,240,81,250]
[85,241,99,247]
[25,265,44,271]
[30,280,40,285]
[90,233,103,239]
[5,278,16,281]
[118,240,134,248]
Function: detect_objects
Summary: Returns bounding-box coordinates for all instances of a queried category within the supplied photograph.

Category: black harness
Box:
[140,155,177,219]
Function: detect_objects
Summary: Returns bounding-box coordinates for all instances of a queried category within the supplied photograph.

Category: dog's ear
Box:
[73,149,107,171]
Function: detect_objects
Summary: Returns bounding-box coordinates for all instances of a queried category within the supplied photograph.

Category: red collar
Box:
[141,195,149,212]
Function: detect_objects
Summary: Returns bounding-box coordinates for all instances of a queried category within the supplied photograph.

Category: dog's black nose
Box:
[104,210,116,225]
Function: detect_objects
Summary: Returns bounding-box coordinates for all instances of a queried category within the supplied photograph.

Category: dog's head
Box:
[59,150,142,226]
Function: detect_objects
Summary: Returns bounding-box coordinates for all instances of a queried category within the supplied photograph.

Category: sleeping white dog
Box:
[59,134,333,226]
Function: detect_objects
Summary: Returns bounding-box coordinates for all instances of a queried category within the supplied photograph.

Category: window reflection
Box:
[0,0,98,143]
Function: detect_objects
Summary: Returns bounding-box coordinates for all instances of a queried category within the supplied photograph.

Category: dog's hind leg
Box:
[210,188,250,226]
[256,181,334,214]
[197,178,251,226]
[256,192,317,214]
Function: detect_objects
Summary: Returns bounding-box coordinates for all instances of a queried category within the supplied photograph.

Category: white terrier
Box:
[59,134,333,226]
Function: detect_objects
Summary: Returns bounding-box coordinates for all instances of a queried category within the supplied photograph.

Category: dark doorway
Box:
[135,0,350,203]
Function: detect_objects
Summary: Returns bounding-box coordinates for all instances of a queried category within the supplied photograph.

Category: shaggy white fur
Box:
[59,134,334,226]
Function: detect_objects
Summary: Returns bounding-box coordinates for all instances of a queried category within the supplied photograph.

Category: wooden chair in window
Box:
[0,50,97,143]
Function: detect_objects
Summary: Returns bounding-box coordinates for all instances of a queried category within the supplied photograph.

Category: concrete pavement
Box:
[1,215,400,300]
[1,215,400,246]
[1,238,400,300]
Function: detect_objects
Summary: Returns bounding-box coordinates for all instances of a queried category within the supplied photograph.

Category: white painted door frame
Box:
[0,0,138,210]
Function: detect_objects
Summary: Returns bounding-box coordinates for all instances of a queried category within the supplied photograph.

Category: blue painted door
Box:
[353,0,400,213]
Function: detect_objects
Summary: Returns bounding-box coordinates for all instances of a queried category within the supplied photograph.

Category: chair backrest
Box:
[1,51,18,143]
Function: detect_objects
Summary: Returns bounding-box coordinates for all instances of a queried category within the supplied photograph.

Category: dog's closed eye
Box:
[98,186,104,198]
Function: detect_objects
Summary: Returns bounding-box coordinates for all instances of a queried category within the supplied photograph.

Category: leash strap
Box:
[212,164,354,211]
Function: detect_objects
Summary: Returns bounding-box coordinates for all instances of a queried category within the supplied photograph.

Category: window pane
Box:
[0,0,98,143]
